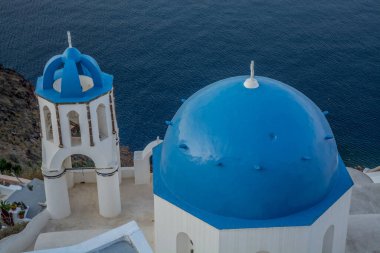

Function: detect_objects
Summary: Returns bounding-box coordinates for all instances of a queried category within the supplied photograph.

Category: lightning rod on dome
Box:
[243,60,259,89]
[250,60,254,79]
[67,31,72,48]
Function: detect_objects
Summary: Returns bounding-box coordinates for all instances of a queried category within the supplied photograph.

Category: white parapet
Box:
[364,169,380,183]
[120,166,135,178]
[0,210,50,253]
[134,138,162,185]
[134,151,151,185]
[28,220,153,253]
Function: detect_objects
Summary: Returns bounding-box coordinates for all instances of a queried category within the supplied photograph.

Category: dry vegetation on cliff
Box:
[0,65,41,176]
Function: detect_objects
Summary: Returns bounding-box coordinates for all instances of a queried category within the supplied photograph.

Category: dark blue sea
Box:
[0,0,379,167]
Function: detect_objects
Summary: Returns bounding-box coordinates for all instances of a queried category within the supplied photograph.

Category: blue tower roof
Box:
[35,47,113,103]
[153,75,353,229]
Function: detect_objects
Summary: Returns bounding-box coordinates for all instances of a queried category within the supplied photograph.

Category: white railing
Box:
[0,210,50,253]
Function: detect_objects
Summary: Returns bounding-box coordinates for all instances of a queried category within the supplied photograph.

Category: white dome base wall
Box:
[96,171,122,218]
[44,172,71,219]
[307,189,352,253]
[154,189,351,253]
[154,196,220,253]
[219,189,351,253]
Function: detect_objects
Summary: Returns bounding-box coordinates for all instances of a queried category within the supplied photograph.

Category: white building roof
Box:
[28,221,152,253]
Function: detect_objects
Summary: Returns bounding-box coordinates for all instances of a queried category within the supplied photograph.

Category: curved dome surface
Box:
[153,76,353,228]
[35,47,113,103]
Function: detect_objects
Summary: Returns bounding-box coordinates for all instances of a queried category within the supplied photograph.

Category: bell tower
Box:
[35,32,121,219]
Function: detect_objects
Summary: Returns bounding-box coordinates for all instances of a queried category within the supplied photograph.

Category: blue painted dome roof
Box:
[35,47,113,103]
[153,75,353,229]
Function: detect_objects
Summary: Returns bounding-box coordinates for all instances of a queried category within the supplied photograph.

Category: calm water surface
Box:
[0,0,379,167]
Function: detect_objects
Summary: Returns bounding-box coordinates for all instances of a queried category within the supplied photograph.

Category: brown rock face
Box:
[0,65,133,176]
[0,65,41,170]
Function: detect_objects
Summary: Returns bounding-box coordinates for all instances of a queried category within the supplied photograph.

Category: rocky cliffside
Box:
[0,65,41,172]
[0,66,132,178]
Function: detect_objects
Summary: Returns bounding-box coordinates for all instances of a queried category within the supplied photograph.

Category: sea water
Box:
[0,0,379,167]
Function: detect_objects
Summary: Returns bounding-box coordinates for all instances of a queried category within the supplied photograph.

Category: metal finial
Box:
[244,60,259,89]
[250,60,254,79]
[67,31,72,48]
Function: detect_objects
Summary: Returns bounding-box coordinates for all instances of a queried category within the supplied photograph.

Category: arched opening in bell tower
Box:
[63,154,99,213]
[47,149,121,219]
[67,110,81,146]
[96,104,108,141]
[43,106,53,141]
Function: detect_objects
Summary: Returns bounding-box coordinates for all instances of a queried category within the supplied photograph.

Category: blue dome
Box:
[35,47,113,103]
[153,76,353,229]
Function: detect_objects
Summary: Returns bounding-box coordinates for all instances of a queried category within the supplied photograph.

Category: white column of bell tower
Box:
[91,91,122,217]
[96,168,122,217]
[43,170,71,219]
[38,97,71,219]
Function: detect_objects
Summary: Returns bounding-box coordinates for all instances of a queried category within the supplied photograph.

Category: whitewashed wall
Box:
[38,93,119,171]
[38,97,59,170]
[218,190,351,253]
[154,196,220,253]
[155,189,351,253]
[44,172,71,219]
[307,189,351,253]
[134,139,162,184]
[38,91,122,219]
[219,226,310,253]
[364,171,380,183]
[0,210,50,253]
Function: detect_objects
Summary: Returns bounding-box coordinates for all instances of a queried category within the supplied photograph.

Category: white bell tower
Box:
[35,32,121,219]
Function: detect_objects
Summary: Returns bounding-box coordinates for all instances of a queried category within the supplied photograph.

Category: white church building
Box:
[29,37,353,253]
[152,64,353,253]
